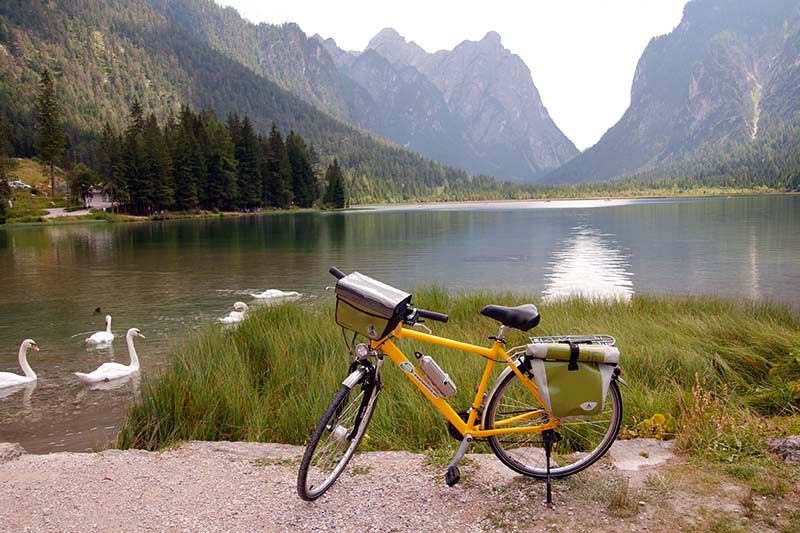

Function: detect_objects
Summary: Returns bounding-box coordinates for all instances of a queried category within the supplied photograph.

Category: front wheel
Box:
[297,370,379,501]
[484,362,622,479]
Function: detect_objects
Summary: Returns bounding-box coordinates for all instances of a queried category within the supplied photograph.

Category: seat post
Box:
[496,325,512,342]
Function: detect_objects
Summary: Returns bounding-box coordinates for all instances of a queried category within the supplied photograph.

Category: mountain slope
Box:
[141,0,576,181]
[361,28,579,180]
[145,0,382,131]
[546,0,800,184]
[0,0,467,192]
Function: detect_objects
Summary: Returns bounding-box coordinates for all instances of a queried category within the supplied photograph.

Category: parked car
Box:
[8,180,32,189]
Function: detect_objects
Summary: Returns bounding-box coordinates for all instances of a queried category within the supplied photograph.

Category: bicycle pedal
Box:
[445,465,461,487]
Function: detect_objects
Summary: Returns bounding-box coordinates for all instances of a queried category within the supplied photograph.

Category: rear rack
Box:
[528,334,616,346]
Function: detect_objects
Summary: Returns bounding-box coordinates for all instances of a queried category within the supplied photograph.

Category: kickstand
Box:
[445,434,473,487]
[543,429,558,509]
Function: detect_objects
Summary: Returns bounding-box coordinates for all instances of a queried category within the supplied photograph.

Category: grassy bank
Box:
[372,186,787,205]
[4,205,317,225]
[118,291,800,455]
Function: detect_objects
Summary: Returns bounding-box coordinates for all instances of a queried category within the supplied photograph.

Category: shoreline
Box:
[357,189,796,209]
[1,207,319,227]
[3,189,794,227]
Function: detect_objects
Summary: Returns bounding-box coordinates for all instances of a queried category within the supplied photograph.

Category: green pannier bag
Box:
[335,272,412,340]
[526,341,619,419]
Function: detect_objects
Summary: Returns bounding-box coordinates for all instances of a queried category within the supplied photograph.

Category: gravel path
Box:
[0,441,668,532]
[43,207,91,218]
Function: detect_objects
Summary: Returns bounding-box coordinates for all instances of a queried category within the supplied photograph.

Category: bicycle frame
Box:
[370,324,560,438]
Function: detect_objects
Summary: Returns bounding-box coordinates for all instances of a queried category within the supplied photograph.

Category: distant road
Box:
[43,207,91,218]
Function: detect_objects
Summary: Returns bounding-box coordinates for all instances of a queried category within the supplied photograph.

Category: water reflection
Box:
[0,381,36,407]
[542,226,634,302]
[748,226,760,300]
[79,372,141,394]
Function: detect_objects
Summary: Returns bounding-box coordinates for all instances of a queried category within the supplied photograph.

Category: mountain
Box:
[546,0,800,184]
[92,0,577,181]
[142,0,578,181]
[144,0,382,131]
[337,28,579,181]
[0,0,470,198]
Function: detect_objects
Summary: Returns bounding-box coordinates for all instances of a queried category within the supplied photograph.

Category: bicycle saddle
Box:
[480,304,540,331]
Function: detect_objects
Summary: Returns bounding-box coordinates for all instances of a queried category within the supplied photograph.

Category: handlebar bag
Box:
[528,359,615,419]
[335,272,411,340]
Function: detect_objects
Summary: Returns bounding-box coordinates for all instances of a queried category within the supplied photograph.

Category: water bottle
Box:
[415,352,457,398]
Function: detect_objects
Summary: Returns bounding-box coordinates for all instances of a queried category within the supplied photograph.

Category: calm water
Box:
[1,195,799,452]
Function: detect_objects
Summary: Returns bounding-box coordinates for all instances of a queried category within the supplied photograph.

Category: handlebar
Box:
[329,266,449,323]
[416,308,449,323]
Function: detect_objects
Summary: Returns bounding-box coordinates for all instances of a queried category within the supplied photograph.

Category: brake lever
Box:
[412,322,432,334]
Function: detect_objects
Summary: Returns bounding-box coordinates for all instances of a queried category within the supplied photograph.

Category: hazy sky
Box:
[216,0,688,150]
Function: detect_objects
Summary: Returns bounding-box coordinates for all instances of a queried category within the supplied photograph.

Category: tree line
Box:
[0,68,350,218]
[96,102,349,214]
[97,101,347,214]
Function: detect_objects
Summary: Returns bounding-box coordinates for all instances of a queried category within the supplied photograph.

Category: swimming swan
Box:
[0,339,39,389]
[85,315,114,345]
[218,302,248,324]
[75,328,144,383]
[250,289,301,300]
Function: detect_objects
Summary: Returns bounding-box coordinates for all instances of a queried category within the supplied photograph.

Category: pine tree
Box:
[286,131,318,208]
[308,142,323,193]
[324,158,347,208]
[34,69,65,198]
[264,124,293,208]
[123,100,149,214]
[203,115,237,211]
[0,176,9,224]
[98,123,124,212]
[233,116,261,209]
[143,113,174,211]
[0,118,12,224]
[172,106,199,211]
[67,163,94,206]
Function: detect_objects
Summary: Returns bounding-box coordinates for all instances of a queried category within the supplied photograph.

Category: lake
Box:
[1,195,799,453]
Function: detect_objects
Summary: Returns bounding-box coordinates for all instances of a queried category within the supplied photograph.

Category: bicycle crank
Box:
[446,409,471,441]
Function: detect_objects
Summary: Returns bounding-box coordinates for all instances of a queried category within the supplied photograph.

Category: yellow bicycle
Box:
[297,268,624,502]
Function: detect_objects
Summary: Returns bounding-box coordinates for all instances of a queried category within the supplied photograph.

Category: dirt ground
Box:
[0,440,797,532]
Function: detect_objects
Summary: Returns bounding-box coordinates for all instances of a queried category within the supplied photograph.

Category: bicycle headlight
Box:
[354,343,370,360]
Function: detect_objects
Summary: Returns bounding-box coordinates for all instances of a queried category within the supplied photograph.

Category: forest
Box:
[0,0,471,204]
[94,102,343,214]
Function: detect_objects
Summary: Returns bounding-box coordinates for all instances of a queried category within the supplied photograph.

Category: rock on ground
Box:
[0,442,25,463]
[768,436,800,463]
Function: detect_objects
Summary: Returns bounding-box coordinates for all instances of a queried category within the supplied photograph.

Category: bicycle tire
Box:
[484,361,622,479]
[297,372,379,501]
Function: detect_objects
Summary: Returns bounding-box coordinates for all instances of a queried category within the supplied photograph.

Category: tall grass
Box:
[118,291,800,451]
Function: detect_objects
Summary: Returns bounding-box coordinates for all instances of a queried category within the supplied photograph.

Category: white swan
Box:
[85,315,114,345]
[75,328,144,383]
[250,289,301,300]
[0,339,39,389]
[218,302,248,324]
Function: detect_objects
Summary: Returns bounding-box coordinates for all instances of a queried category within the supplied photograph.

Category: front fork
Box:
[341,349,384,441]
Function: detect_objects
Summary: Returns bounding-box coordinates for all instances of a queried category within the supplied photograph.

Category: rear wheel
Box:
[297,371,379,500]
[484,362,622,478]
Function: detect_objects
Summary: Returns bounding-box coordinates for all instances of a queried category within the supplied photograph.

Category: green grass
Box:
[117,291,800,452]
[8,158,66,189]
[6,189,66,220]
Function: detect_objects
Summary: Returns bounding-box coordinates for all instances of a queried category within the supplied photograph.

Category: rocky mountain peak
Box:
[366,27,428,67]
[544,0,800,184]
[480,30,502,46]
